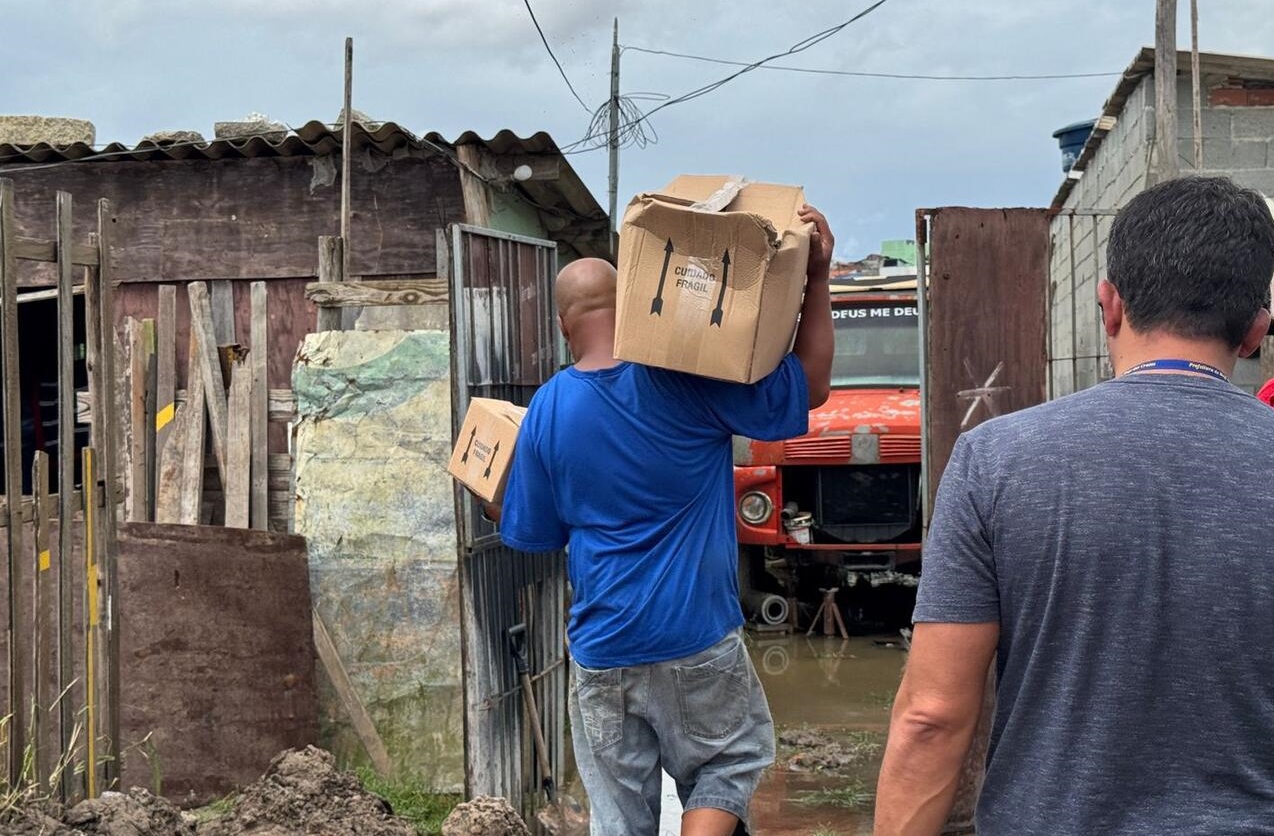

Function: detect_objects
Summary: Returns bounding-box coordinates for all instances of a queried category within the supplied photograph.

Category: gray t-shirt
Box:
[915,373,1274,836]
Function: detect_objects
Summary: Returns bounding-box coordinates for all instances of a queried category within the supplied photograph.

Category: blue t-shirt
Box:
[500,355,809,669]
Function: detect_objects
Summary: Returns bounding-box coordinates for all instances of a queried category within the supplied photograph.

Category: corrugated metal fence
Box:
[442,223,569,827]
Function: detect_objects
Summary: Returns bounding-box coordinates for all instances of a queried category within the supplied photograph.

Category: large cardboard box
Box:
[447,397,527,503]
[614,175,812,383]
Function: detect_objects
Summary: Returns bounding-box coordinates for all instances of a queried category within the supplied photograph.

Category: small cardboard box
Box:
[614,175,812,383]
[447,397,527,503]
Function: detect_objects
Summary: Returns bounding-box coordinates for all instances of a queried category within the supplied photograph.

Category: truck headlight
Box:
[739,491,773,525]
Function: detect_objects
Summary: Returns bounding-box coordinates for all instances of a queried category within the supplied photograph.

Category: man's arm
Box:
[793,205,835,409]
[874,621,999,836]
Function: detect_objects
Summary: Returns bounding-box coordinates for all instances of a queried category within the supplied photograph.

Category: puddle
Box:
[748,633,907,835]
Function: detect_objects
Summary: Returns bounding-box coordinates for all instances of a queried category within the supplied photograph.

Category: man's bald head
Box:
[556,258,617,327]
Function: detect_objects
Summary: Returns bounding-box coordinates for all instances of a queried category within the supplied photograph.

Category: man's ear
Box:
[1239,309,1272,358]
[557,313,569,342]
[1098,280,1124,338]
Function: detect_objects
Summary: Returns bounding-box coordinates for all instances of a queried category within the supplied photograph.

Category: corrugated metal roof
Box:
[0,119,609,257]
[1052,48,1274,210]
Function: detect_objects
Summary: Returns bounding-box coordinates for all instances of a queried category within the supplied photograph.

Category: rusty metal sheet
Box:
[923,208,1050,516]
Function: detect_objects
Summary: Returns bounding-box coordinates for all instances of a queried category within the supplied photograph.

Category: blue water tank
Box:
[1053,119,1097,173]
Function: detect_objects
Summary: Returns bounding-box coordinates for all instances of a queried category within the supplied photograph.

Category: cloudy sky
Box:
[5,0,1274,257]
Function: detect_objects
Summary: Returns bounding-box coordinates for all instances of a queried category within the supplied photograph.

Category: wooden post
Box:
[312,608,393,776]
[0,178,29,784]
[1154,0,1180,181]
[82,447,100,798]
[178,329,207,525]
[341,37,353,283]
[1190,0,1202,170]
[55,192,77,799]
[249,283,269,530]
[155,287,176,463]
[187,282,230,491]
[209,280,236,347]
[125,318,147,522]
[317,236,344,331]
[32,452,54,791]
[225,356,252,529]
[95,199,121,786]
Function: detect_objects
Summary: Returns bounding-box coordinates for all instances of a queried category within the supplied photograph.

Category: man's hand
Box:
[800,204,835,282]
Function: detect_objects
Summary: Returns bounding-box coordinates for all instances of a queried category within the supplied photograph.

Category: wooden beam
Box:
[16,284,85,305]
[175,387,295,423]
[153,393,188,525]
[14,235,100,267]
[457,145,492,227]
[94,198,122,789]
[82,446,100,799]
[155,286,177,462]
[316,236,344,331]
[312,608,393,776]
[187,282,230,490]
[249,283,269,530]
[1154,0,1180,181]
[210,280,236,347]
[32,452,55,792]
[0,177,30,784]
[178,328,207,526]
[55,191,77,798]
[125,318,147,523]
[225,358,251,529]
[306,279,448,308]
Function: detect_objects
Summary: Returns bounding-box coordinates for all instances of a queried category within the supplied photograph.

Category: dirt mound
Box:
[440,796,529,836]
[63,788,195,835]
[0,805,75,836]
[778,728,883,773]
[197,746,415,836]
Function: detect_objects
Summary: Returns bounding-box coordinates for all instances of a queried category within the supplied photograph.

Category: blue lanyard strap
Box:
[1122,358,1229,382]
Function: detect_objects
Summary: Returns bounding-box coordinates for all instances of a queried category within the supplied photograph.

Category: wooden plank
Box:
[153,396,189,525]
[457,145,492,227]
[155,287,177,462]
[55,191,77,797]
[312,607,393,776]
[125,318,147,522]
[316,236,343,331]
[0,178,30,784]
[142,319,156,524]
[210,280,236,347]
[32,452,55,791]
[175,387,295,423]
[95,199,121,788]
[82,447,100,798]
[224,358,251,529]
[16,284,85,305]
[249,283,269,530]
[178,329,207,526]
[13,236,100,267]
[306,279,448,308]
[187,282,230,490]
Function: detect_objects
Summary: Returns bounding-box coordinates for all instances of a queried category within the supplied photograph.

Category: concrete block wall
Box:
[1049,74,1274,397]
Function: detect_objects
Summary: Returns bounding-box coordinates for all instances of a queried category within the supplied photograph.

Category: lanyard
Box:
[1122,358,1229,383]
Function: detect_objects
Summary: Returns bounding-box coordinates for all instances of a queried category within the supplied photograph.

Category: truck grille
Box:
[784,436,852,460]
[878,434,921,463]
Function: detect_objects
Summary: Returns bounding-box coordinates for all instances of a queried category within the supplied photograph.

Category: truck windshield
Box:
[830,300,920,389]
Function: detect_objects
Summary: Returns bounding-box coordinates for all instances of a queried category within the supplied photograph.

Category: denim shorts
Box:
[569,630,775,835]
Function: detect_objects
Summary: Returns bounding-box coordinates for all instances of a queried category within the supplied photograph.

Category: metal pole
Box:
[914,210,931,533]
[1190,0,1202,170]
[1154,0,1180,181]
[608,19,620,257]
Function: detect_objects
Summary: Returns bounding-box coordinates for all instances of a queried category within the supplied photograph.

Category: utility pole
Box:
[1190,0,1202,170]
[608,18,620,258]
[1154,0,1180,181]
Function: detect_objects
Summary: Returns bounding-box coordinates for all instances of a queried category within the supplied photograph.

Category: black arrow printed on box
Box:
[482,440,501,480]
[650,237,674,316]
[710,249,731,327]
[459,425,477,464]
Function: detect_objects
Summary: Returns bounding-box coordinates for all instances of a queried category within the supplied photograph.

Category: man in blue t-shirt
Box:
[874,177,1274,835]
[498,206,835,836]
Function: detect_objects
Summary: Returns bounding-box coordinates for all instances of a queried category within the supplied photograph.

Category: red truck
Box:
[734,274,922,627]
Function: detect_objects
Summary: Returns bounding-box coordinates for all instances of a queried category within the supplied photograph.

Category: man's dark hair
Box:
[1106,175,1274,348]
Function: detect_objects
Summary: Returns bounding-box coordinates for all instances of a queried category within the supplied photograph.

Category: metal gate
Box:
[442,223,569,824]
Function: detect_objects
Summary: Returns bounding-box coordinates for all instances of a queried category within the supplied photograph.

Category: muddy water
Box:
[748,632,908,836]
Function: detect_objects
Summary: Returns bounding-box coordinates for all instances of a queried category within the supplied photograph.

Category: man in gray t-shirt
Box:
[874,176,1274,836]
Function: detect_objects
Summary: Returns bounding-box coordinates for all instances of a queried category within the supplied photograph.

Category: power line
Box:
[522,0,592,113]
[562,0,893,153]
[622,44,1123,81]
